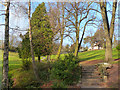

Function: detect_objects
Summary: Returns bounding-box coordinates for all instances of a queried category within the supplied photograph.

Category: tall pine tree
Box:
[31,3,53,62]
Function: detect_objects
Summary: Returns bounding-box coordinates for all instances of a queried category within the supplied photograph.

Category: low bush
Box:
[12,70,40,88]
[116,44,120,50]
[36,62,51,82]
[8,73,14,88]
[50,53,81,86]
[12,62,51,88]
[51,80,67,88]
[21,59,31,70]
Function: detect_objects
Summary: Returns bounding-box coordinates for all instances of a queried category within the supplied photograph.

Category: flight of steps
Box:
[77,65,105,88]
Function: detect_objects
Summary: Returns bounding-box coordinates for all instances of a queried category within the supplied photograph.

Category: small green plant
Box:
[116,44,120,50]
[36,62,51,82]
[8,73,14,88]
[51,80,67,88]
[21,59,31,70]
[12,69,40,88]
[50,53,81,86]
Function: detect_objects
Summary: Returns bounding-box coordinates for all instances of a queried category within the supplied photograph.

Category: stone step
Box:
[82,68,97,71]
[81,78,102,83]
[76,65,105,88]
[76,82,103,88]
[82,68,97,70]
[80,85,103,88]
[82,76,102,79]
[82,72,101,77]
[82,70,99,73]
[82,70,96,72]
[82,66,97,69]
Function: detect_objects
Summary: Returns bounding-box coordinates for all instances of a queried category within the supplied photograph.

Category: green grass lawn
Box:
[51,48,118,61]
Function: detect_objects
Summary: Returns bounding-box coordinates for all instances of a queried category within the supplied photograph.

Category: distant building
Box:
[78,47,84,52]
[88,41,103,50]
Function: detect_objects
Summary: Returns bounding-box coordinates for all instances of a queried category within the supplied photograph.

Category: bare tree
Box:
[77,18,95,52]
[65,2,94,57]
[100,0,117,62]
[1,0,10,88]
[28,0,40,81]
[48,3,66,59]
[56,2,65,59]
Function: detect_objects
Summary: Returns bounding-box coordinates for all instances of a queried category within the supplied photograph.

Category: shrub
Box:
[36,62,51,82]
[50,54,81,86]
[116,44,120,50]
[8,73,14,87]
[21,59,31,70]
[51,80,67,88]
[12,63,51,88]
[12,70,40,88]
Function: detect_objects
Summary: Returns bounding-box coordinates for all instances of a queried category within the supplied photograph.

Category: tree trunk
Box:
[77,19,93,56]
[74,5,79,57]
[100,1,117,62]
[105,38,112,62]
[77,28,85,55]
[74,31,79,57]
[57,3,65,59]
[2,1,10,88]
[28,0,40,81]
[47,55,50,62]
[38,55,40,62]
[57,34,63,59]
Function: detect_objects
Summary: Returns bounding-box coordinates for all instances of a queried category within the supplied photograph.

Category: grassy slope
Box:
[51,48,118,61]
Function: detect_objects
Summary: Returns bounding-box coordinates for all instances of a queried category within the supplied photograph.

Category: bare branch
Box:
[65,7,76,18]
[89,8,101,14]
[0,10,5,11]
[0,1,6,6]
[0,24,5,26]
[64,34,75,43]
[65,17,75,26]
[9,27,27,31]
[0,13,5,16]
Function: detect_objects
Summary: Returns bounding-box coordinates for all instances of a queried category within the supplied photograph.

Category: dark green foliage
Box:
[116,44,120,50]
[18,33,31,70]
[36,63,51,82]
[8,73,14,88]
[21,59,31,70]
[31,2,53,57]
[9,46,17,52]
[12,70,40,88]
[50,54,81,86]
[18,32,31,59]
[51,80,67,88]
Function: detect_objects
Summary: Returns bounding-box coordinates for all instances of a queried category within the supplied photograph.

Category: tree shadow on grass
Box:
[79,55,102,62]
[9,64,21,71]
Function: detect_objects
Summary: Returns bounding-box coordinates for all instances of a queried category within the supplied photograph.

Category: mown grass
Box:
[50,48,118,61]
